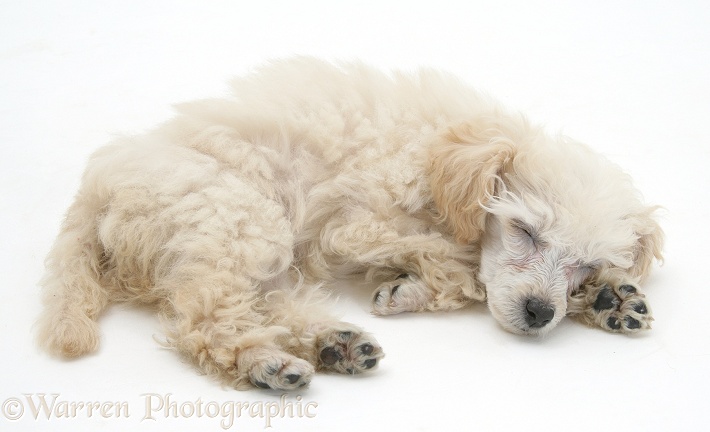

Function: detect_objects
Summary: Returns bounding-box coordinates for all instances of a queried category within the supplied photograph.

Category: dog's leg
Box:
[152,187,323,390]
[314,209,484,315]
[159,264,318,390]
[38,197,110,357]
[368,247,482,315]
[366,251,482,315]
[567,271,653,333]
[164,274,385,388]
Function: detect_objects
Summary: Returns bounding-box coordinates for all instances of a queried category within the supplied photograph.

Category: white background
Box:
[1,1,708,431]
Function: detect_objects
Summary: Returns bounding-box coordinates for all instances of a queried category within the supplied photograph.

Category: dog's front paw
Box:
[594,284,652,332]
[372,273,433,315]
[571,282,653,334]
[240,348,315,390]
[316,323,384,375]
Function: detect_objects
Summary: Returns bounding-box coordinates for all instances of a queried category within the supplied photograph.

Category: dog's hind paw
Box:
[316,323,384,375]
[570,282,653,334]
[372,273,433,315]
[239,348,315,390]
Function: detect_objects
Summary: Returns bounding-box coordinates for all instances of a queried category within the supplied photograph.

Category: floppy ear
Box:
[427,122,516,244]
[628,206,664,281]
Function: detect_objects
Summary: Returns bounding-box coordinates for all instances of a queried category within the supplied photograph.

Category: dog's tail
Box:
[37,192,109,358]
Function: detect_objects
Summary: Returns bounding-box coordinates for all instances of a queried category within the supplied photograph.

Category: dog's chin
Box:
[501,320,556,337]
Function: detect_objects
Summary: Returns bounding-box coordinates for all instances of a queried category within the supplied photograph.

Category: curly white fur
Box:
[38,57,663,389]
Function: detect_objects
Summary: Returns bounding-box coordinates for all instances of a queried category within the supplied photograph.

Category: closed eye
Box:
[510,219,541,248]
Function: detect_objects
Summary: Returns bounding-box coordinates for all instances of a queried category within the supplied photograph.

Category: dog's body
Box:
[39,58,663,390]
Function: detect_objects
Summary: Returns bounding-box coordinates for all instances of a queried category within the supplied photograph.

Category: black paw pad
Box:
[285,374,301,385]
[374,291,384,303]
[625,316,641,329]
[632,302,648,315]
[254,381,271,389]
[359,343,374,355]
[319,347,343,366]
[363,358,377,369]
[593,286,618,312]
[607,317,621,330]
[620,285,637,295]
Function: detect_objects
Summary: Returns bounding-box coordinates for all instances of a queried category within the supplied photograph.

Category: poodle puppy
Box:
[38,58,663,390]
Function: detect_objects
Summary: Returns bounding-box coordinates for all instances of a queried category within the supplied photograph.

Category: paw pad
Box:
[625,316,641,330]
[632,302,648,315]
[244,349,315,391]
[317,325,384,375]
[589,283,652,333]
[606,317,622,330]
[319,346,343,366]
[593,286,618,311]
[619,284,637,295]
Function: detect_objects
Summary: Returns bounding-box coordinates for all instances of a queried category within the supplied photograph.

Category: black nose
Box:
[525,298,555,328]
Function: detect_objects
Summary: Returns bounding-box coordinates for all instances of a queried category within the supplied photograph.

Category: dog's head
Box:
[429,118,663,335]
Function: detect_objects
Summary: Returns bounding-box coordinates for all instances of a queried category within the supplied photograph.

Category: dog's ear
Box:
[428,122,516,244]
[628,207,664,281]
